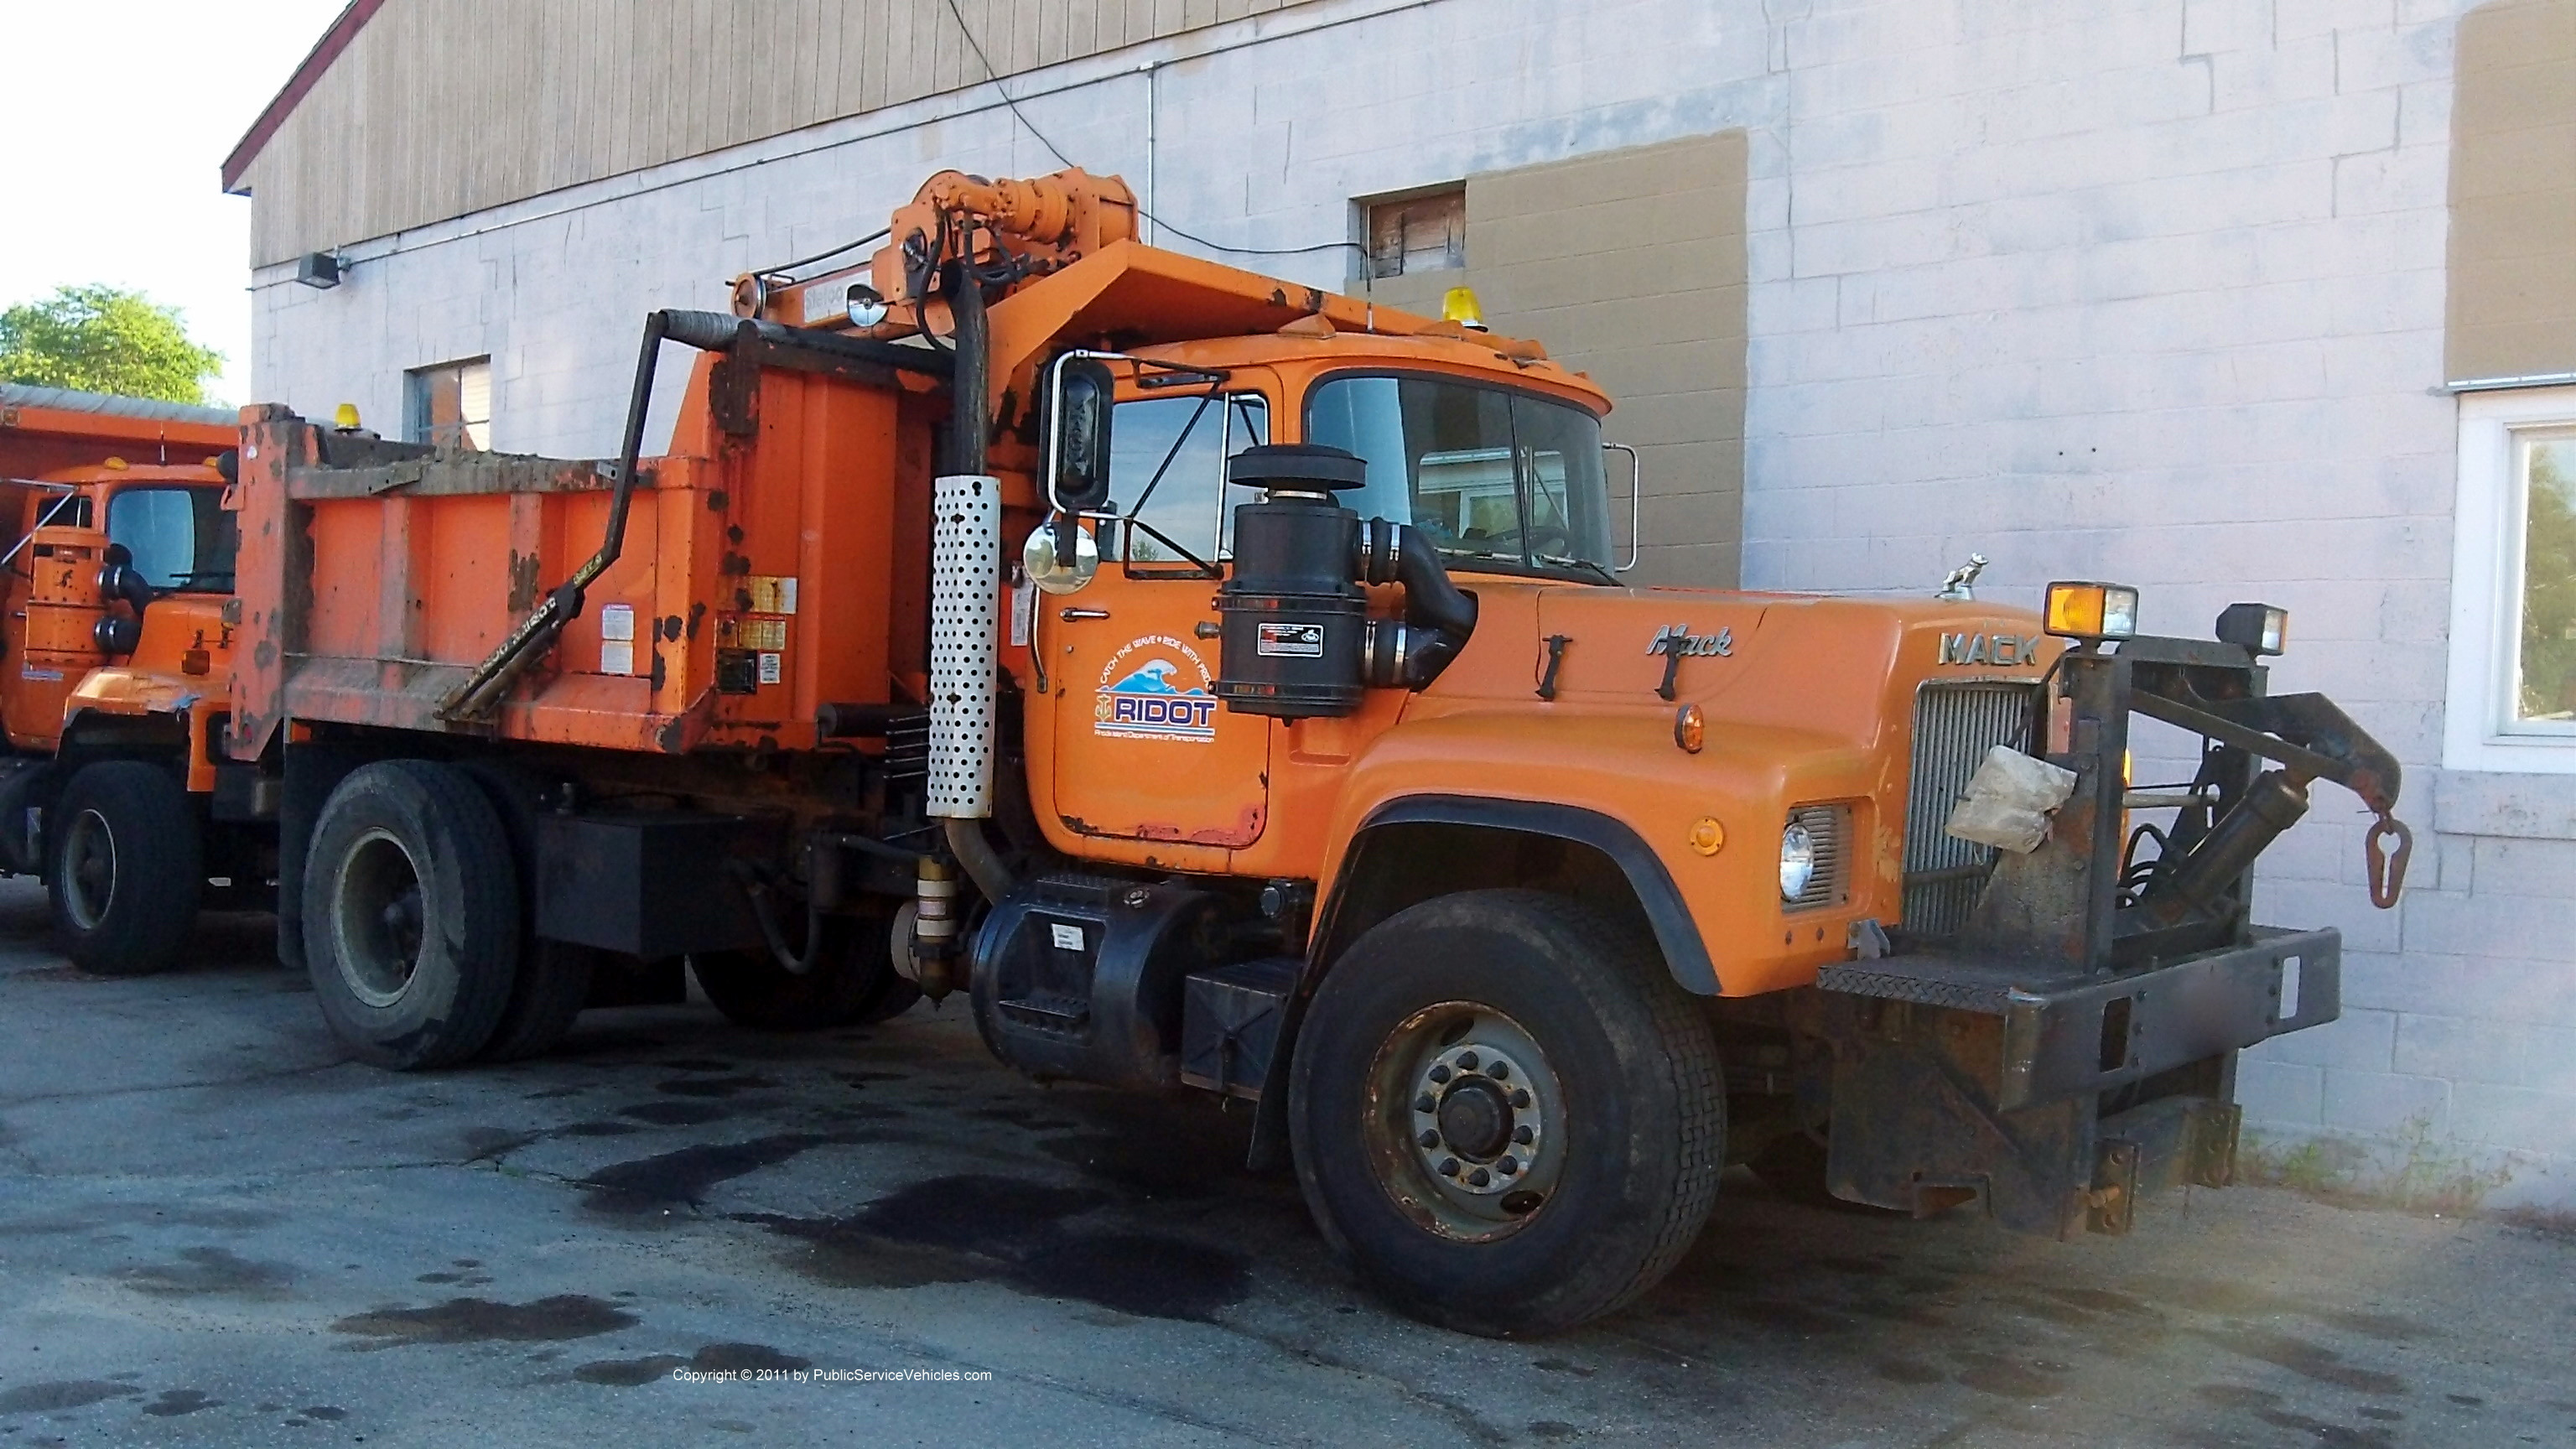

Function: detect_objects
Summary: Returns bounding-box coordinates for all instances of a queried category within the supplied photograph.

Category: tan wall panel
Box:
[2449,0,2576,381]
[1363,132,1749,589]
[239,0,1318,265]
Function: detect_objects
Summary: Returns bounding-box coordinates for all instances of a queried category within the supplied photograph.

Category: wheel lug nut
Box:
[1414,1093,1436,1114]
[1457,1051,1479,1071]
[1429,1065,1452,1084]
[1467,1167,1491,1187]
[1417,1129,1441,1148]
[1510,1089,1532,1109]
[1488,1061,1509,1081]
[1498,1156,1519,1175]
[1513,1125,1534,1145]
[1439,1157,1461,1177]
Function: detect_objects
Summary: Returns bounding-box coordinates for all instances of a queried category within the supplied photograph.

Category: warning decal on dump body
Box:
[718,615,788,652]
[600,604,636,675]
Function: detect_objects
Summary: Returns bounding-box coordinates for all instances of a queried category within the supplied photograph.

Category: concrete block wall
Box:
[250,0,2571,1206]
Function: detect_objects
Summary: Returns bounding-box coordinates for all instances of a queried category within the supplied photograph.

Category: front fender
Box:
[1318,705,1885,998]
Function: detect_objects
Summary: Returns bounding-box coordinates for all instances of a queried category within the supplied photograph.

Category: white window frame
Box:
[2445,384,2576,773]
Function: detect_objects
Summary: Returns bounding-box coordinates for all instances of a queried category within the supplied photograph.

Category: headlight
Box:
[1779,822,1817,902]
[2215,602,2288,656]
[845,283,889,329]
[2044,581,2140,641]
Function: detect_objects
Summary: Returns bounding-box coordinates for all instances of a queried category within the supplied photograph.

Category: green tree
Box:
[2523,441,2576,721]
[0,284,224,405]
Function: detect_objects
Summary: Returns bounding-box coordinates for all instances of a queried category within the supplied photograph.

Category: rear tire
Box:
[302,760,519,1069]
[48,761,201,976]
[1289,888,1725,1337]
[693,906,903,1032]
[455,760,590,1062]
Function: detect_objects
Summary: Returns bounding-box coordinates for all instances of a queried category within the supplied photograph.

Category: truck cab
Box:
[0,385,265,974]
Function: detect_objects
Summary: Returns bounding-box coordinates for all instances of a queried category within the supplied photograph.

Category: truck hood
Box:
[1495,582,2054,745]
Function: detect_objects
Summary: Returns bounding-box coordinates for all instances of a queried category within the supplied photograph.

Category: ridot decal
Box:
[1093,635,1218,744]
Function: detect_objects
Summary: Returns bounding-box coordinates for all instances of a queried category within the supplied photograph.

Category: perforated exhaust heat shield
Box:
[928,474,1001,818]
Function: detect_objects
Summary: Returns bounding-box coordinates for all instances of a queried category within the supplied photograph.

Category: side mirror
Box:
[1047,357,1116,514]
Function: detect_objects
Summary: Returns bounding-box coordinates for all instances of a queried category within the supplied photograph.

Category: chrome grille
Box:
[1903,682,2041,937]
[1784,804,1849,912]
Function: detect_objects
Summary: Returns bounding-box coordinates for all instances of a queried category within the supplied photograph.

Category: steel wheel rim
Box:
[1363,1000,1568,1242]
[60,808,116,932]
[331,827,428,1008]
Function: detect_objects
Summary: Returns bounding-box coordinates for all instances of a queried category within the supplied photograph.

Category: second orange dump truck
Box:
[0,384,270,974]
[222,169,2410,1335]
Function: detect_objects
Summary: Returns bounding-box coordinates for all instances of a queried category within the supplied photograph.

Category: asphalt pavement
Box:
[0,878,2568,1447]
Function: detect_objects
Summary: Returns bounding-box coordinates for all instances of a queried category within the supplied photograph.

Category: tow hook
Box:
[2366,813,2413,910]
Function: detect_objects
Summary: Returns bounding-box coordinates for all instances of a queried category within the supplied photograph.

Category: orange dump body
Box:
[227,364,937,765]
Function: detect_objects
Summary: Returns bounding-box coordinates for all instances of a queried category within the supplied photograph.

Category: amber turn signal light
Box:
[1674,704,1705,753]
[2044,581,2140,641]
[1688,817,1726,856]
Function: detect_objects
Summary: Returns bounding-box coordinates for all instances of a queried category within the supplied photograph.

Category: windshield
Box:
[1305,374,1615,575]
[106,487,236,593]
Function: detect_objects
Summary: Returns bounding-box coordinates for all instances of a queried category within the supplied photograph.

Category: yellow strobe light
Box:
[1440,287,1489,332]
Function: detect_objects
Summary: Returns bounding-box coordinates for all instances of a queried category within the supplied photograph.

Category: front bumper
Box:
[1806,927,2340,1236]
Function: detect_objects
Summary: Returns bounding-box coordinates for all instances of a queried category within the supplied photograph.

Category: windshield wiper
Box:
[1536,555,1618,584]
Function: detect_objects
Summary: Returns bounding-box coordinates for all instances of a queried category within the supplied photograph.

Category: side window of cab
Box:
[1109,392,1269,566]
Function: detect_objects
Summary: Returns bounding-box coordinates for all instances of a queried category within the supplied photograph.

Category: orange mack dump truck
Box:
[0,384,273,974]
[224,169,2414,1335]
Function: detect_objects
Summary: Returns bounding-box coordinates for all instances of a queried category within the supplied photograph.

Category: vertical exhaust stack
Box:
[924,261,1016,917]
[927,472,1002,821]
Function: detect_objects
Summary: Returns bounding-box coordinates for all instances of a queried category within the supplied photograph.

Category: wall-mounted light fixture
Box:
[294,251,345,289]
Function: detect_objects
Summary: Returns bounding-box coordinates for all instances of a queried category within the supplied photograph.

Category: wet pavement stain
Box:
[615,1100,740,1127]
[2189,1327,2409,1395]
[654,1074,776,1099]
[139,1389,221,1416]
[579,1134,853,1214]
[556,1120,647,1138]
[0,1381,143,1412]
[572,1343,813,1386]
[116,1246,295,1299]
[660,1059,737,1072]
[330,1294,639,1345]
[460,1127,544,1160]
[1015,1231,1250,1321]
[744,1173,1253,1322]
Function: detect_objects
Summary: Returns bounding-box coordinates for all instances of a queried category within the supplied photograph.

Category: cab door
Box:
[1046,386,1271,849]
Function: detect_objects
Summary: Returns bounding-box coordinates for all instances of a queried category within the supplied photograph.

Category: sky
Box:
[1,1,351,406]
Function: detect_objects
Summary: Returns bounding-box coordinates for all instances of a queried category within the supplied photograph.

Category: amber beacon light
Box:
[2044,581,2140,641]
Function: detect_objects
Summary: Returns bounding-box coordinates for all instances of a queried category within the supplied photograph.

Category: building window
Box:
[2445,385,2576,772]
[408,357,491,449]
[1365,187,1466,280]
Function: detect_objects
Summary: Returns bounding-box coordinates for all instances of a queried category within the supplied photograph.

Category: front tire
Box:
[1290,889,1725,1337]
[302,760,520,1069]
[48,761,202,976]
